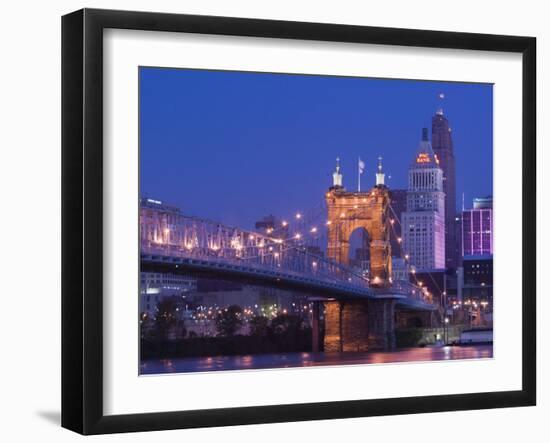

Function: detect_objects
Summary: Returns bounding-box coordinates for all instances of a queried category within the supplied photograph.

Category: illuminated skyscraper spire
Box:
[332,157,343,188]
[375,156,385,186]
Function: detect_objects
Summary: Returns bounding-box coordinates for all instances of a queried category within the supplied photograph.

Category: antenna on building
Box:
[436,92,445,115]
[462,192,465,211]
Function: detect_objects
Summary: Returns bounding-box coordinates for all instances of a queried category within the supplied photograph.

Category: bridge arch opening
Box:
[348,227,370,278]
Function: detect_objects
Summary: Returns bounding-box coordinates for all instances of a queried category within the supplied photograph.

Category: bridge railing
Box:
[141,243,432,305]
[388,280,434,305]
[141,241,372,289]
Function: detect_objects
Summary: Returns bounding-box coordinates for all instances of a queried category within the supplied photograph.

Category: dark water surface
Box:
[140,344,493,375]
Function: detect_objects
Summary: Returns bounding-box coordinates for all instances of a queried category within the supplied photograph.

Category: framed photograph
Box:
[62,8,536,434]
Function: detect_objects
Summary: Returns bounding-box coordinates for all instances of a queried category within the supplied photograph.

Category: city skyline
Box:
[139,67,494,373]
[140,67,493,230]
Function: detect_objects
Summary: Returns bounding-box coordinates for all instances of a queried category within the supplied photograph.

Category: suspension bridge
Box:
[140,159,440,351]
[140,203,433,311]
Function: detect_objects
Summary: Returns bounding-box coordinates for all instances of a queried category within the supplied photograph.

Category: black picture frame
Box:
[62,8,536,435]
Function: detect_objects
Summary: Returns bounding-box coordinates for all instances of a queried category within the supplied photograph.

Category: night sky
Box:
[140,67,493,230]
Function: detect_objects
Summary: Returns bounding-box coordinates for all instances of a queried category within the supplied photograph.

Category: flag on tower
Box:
[358,158,365,192]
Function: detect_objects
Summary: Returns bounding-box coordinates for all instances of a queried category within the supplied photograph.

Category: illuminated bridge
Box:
[141,159,436,351]
[140,215,433,312]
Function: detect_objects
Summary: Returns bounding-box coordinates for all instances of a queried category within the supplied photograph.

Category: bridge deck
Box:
[141,253,434,311]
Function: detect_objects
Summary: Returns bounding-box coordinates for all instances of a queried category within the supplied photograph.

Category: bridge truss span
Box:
[140,209,433,310]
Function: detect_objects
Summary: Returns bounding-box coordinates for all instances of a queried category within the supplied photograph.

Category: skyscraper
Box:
[402,128,446,271]
[462,196,493,256]
[432,108,458,269]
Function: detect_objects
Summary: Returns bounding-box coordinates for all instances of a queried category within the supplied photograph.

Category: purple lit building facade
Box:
[462,197,493,256]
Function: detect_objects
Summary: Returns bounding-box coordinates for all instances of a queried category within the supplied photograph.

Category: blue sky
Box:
[140,67,493,229]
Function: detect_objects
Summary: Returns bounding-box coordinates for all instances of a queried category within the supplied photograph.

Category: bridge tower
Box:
[325,157,392,286]
[321,158,396,352]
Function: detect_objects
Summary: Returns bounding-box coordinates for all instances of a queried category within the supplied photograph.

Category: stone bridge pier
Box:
[321,298,396,352]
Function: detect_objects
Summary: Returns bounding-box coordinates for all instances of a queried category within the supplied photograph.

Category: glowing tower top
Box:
[375,156,385,187]
[332,157,343,188]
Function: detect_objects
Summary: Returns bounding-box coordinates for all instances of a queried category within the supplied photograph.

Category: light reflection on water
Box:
[140,345,493,375]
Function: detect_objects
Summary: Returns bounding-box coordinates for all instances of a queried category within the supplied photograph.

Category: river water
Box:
[140,344,493,374]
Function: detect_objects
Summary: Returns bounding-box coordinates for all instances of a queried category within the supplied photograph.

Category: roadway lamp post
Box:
[444,316,450,345]
[441,285,447,342]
